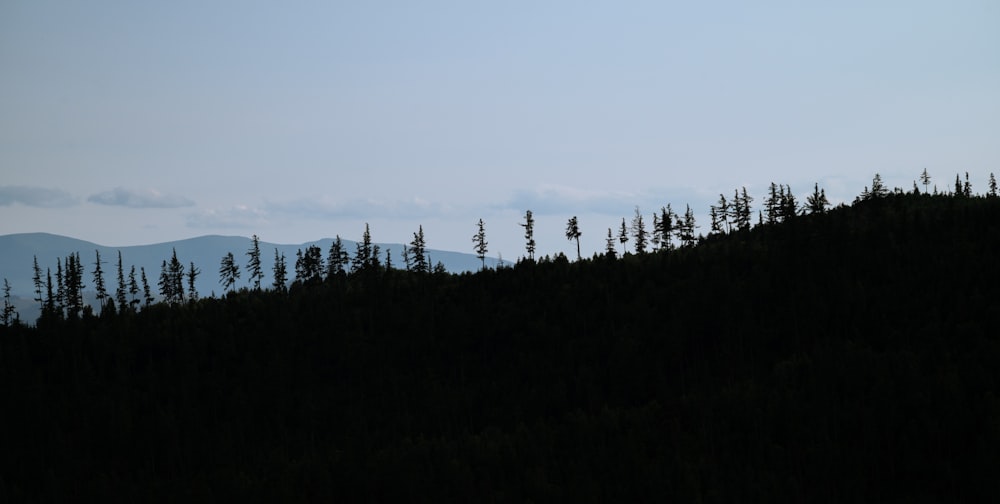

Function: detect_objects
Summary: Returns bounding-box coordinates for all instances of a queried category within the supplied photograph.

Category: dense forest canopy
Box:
[2,173,999,501]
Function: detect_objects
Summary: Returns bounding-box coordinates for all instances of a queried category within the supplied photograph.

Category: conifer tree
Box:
[806,182,830,214]
[963,172,972,197]
[327,236,349,277]
[920,168,931,194]
[765,182,780,225]
[401,245,412,272]
[168,249,184,303]
[565,216,581,261]
[92,250,107,309]
[954,173,963,197]
[2,278,17,327]
[158,260,172,302]
[658,205,676,251]
[352,224,374,274]
[871,173,888,198]
[115,251,128,310]
[128,265,140,310]
[651,213,661,250]
[520,210,536,261]
[44,268,54,317]
[679,205,698,247]
[780,185,798,221]
[605,228,616,259]
[55,258,65,315]
[219,252,241,293]
[385,248,393,270]
[187,262,200,301]
[717,193,731,233]
[141,267,153,306]
[618,218,629,255]
[272,248,287,292]
[32,256,43,310]
[989,173,998,198]
[737,187,753,231]
[411,226,429,273]
[474,218,489,269]
[631,207,647,254]
[246,234,263,290]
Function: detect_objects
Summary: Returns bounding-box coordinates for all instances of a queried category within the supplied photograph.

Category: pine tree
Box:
[219,252,241,293]
[401,245,412,272]
[272,248,287,292]
[871,173,888,199]
[806,182,830,214]
[44,268,55,317]
[187,262,200,301]
[954,173,963,197]
[352,224,374,274]
[327,236,349,277]
[91,250,107,310]
[631,207,647,254]
[55,258,65,315]
[679,205,698,247]
[385,248,393,270]
[565,216,581,261]
[141,267,153,306]
[963,172,972,197]
[520,210,536,261]
[32,256,43,310]
[651,213,661,250]
[709,206,721,235]
[115,251,128,310]
[246,234,263,290]
[295,245,324,282]
[658,205,676,251]
[717,193,731,233]
[989,173,998,198]
[2,278,17,327]
[158,260,172,302]
[618,218,629,255]
[411,226,429,273]
[605,228,617,259]
[765,182,780,225]
[780,185,798,221]
[474,219,489,269]
[920,168,931,195]
[738,187,753,231]
[168,249,184,303]
[128,265,140,310]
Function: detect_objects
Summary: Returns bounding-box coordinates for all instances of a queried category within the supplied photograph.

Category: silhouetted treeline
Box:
[2,190,1000,501]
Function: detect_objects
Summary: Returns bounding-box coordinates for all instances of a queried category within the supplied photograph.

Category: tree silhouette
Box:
[618,218,629,255]
[920,168,931,194]
[115,251,128,310]
[631,207,647,254]
[219,252,241,293]
[565,216,582,261]
[128,265,140,310]
[605,228,616,259]
[352,224,374,274]
[92,249,107,310]
[2,278,16,326]
[473,219,488,269]
[327,236,349,277]
[140,267,153,306]
[411,226,429,273]
[272,248,287,293]
[32,256,43,310]
[520,210,536,261]
[246,234,263,290]
[989,173,997,198]
[806,183,830,214]
[187,262,200,301]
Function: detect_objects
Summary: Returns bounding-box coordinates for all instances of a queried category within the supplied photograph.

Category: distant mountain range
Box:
[0,232,508,322]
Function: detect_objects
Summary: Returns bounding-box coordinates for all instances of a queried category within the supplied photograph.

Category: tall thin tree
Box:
[473,219,489,269]
[246,234,263,290]
[520,210,536,261]
[565,216,582,261]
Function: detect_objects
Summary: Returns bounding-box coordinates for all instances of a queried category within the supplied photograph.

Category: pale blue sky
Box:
[2,1,998,259]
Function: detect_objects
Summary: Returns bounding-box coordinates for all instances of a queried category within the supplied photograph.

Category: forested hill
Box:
[2,192,999,501]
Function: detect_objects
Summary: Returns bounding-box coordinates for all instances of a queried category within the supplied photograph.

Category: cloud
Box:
[186,205,269,229]
[264,196,455,220]
[87,187,194,208]
[0,185,78,208]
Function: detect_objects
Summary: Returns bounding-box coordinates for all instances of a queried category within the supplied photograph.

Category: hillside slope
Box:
[2,193,999,501]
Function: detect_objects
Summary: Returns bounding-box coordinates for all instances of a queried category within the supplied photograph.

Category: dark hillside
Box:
[2,193,999,501]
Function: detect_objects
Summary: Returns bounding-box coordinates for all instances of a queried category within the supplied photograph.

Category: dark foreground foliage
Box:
[3,193,1000,502]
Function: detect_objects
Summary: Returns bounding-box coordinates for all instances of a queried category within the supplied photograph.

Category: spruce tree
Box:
[920,168,931,194]
[272,248,287,292]
[565,216,581,261]
[474,219,489,269]
[618,218,629,255]
[520,210,536,261]
[168,249,184,303]
[605,228,617,259]
[219,252,241,293]
[128,265,140,310]
[115,251,128,310]
[806,183,830,214]
[92,250,107,310]
[989,173,998,198]
[410,226,428,273]
[352,224,374,274]
[246,234,263,290]
[2,278,17,327]
[32,256,43,310]
[631,207,647,254]
[327,236,349,277]
[141,267,153,306]
[187,262,200,301]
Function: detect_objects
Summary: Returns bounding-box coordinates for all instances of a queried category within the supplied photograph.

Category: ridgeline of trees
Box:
[2,173,1000,501]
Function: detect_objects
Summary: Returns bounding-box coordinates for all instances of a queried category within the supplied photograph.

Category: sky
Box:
[2,0,998,260]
